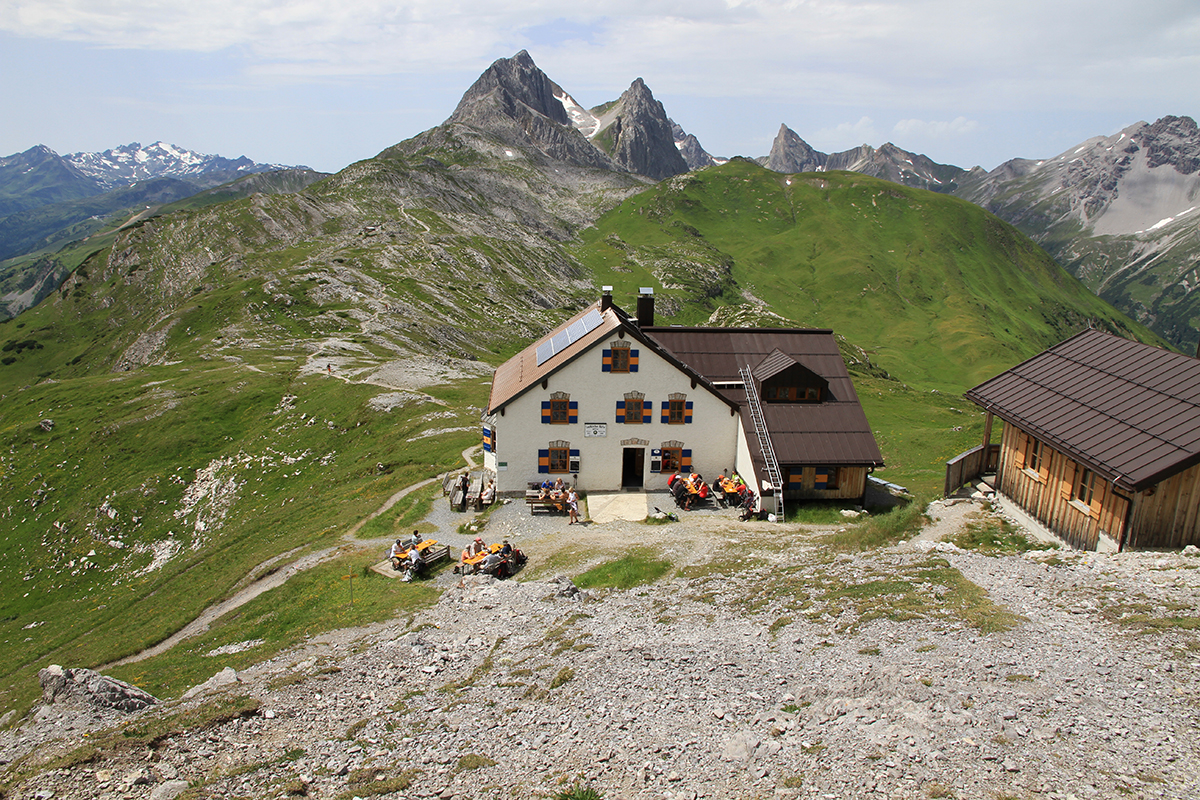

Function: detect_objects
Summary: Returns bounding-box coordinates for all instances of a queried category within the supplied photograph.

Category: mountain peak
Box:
[1136,115,1200,175]
[450,51,569,127]
[764,125,825,173]
[589,78,689,181]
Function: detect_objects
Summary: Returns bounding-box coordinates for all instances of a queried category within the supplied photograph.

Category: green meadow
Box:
[0,156,1168,725]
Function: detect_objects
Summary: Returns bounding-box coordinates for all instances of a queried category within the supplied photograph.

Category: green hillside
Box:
[575,160,1160,392]
[0,142,1166,725]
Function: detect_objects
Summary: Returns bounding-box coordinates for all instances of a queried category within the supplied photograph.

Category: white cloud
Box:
[812,116,881,149]
[1,0,1196,110]
[892,117,979,139]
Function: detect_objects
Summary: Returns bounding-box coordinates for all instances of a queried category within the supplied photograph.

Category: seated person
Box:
[389,538,407,570]
[478,551,504,576]
[460,536,488,569]
[480,480,496,505]
[552,477,566,495]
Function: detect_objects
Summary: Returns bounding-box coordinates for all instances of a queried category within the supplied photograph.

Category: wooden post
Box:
[982,411,994,449]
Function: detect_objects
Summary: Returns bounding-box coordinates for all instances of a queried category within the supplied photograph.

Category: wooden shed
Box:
[964,329,1200,551]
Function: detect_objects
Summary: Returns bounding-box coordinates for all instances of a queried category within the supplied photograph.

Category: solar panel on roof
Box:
[534,308,606,367]
[578,308,603,337]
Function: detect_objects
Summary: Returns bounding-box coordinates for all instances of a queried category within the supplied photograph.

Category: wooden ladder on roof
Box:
[740,365,784,522]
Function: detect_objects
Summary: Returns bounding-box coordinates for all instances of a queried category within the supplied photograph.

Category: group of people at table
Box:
[457,535,523,575]
[535,478,580,523]
[668,470,749,510]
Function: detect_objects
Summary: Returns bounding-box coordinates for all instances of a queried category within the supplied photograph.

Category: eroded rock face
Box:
[38,665,157,712]
[600,78,690,181]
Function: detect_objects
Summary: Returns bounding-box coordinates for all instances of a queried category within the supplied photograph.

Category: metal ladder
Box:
[740,366,784,521]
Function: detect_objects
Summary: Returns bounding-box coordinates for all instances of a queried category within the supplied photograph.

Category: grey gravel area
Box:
[6,496,1200,800]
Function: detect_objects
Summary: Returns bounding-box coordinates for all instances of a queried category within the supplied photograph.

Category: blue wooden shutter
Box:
[602,349,612,372]
[629,349,639,372]
[616,400,625,423]
[568,401,578,424]
[661,401,669,424]
[643,399,652,423]
[685,401,693,423]
[541,401,551,423]
[538,449,550,473]
[682,449,692,471]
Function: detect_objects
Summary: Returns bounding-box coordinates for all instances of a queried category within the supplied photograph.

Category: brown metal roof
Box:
[965,329,1200,491]
[646,327,884,473]
[751,349,796,382]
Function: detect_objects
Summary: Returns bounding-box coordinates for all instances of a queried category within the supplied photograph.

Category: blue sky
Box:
[1,1,1196,174]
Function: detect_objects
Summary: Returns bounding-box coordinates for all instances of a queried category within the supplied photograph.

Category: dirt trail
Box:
[104,446,480,667]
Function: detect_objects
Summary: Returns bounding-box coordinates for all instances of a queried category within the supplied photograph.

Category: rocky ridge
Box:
[588,79,690,181]
[954,114,1200,353]
[759,125,966,193]
[5,498,1199,800]
[64,142,303,192]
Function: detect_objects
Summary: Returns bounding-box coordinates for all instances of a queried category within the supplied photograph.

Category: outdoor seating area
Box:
[525,479,572,514]
[444,472,497,511]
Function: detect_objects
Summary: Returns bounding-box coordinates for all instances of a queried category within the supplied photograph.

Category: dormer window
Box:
[764,385,822,402]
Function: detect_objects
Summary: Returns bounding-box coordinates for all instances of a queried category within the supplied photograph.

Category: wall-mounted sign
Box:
[584,422,607,438]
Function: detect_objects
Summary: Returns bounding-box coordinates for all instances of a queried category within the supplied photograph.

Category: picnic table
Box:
[525,489,568,513]
[391,539,451,569]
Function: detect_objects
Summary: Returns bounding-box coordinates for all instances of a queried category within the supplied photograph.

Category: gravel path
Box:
[6,494,1200,800]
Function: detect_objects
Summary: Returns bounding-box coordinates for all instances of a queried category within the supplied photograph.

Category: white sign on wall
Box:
[584,422,607,438]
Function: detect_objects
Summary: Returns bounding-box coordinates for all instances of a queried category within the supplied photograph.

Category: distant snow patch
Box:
[1145,206,1198,233]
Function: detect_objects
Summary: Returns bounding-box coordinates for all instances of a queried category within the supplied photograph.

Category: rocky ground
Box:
[3,494,1200,800]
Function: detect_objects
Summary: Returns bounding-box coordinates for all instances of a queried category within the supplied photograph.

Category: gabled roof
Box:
[965,329,1200,491]
[487,302,620,414]
[643,327,884,469]
[752,349,797,382]
[486,302,738,415]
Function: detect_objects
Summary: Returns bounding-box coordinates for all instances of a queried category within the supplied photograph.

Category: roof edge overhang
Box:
[964,395,1193,494]
[487,305,741,416]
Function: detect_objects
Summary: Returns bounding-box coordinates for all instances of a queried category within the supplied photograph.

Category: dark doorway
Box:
[622,448,645,489]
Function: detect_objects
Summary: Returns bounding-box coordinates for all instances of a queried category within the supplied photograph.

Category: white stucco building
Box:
[481,289,883,508]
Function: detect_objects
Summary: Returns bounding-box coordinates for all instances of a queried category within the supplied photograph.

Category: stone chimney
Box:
[637,287,654,328]
[600,285,614,313]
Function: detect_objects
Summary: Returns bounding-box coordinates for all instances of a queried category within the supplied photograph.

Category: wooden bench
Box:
[421,544,452,565]
[525,490,567,513]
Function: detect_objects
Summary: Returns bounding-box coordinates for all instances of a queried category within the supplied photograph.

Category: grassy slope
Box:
[574,161,1165,491]
[0,150,1166,723]
[0,208,489,718]
[0,131,642,719]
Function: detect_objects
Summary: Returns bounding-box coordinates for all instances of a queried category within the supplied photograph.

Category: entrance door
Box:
[622,448,645,488]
